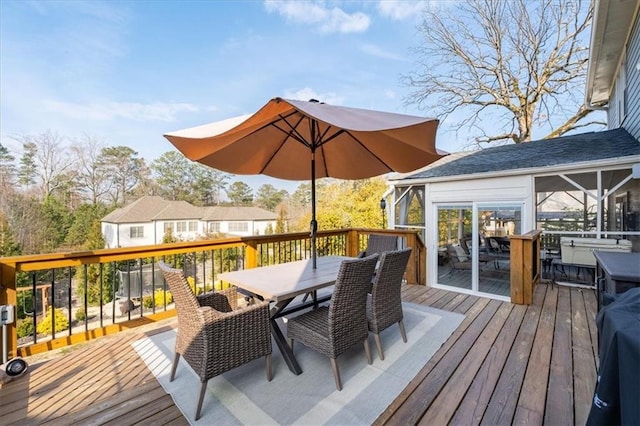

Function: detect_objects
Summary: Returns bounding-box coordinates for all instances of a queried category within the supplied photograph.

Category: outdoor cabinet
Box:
[594,251,640,310]
[509,230,542,305]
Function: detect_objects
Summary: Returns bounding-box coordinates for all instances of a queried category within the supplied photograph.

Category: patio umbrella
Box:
[164,97,445,268]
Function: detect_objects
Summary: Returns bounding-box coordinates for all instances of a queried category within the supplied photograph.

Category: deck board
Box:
[513,283,558,424]
[571,289,598,426]
[0,283,597,426]
[450,302,527,425]
[419,300,514,425]
[545,285,575,425]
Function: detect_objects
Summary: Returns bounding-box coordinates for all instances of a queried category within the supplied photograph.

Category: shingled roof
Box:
[102,196,203,223]
[399,128,640,180]
[202,206,277,221]
[102,196,276,223]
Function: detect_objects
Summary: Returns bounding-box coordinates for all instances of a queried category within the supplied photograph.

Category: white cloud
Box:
[377,0,428,20]
[360,43,405,60]
[283,87,345,105]
[264,1,370,33]
[42,100,199,122]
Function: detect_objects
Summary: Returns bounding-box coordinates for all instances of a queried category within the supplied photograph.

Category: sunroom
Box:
[388,128,640,301]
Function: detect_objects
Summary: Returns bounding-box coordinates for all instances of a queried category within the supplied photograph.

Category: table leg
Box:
[270,300,302,375]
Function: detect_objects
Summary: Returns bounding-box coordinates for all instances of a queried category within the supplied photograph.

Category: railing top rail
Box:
[0,228,422,272]
[510,229,543,241]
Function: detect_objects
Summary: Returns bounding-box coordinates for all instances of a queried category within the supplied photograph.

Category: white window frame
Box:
[130,226,144,238]
[228,222,249,232]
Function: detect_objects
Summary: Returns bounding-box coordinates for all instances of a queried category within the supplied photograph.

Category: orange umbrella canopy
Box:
[164,97,446,181]
[165,97,445,268]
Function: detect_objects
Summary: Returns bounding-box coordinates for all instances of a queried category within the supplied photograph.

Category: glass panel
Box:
[437,205,472,291]
[477,204,521,297]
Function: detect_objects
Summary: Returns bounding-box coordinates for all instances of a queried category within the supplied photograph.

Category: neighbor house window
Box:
[209,222,220,233]
[163,222,173,233]
[188,221,198,232]
[228,222,249,232]
[176,221,187,232]
[130,226,144,238]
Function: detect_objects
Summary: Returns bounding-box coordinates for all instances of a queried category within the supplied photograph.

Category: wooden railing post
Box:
[509,230,542,304]
[346,229,360,257]
[404,232,426,285]
[245,241,258,269]
[0,261,18,360]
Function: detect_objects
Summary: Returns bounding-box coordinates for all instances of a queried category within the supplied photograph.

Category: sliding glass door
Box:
[437,202,522,299]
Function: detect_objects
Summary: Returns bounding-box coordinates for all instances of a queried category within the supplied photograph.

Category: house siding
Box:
[613,12,640,139]
[102,222,157,248]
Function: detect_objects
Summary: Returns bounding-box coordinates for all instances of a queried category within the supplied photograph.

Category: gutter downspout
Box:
[583,0,609,113]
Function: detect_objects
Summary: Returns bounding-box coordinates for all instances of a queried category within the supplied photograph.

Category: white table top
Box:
[219,256,351,303]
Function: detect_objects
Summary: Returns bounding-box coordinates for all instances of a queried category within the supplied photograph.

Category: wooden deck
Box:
[0,282,597,425]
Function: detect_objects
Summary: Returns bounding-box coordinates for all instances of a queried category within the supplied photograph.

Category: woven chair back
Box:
[328,254,378,354]
[370,248,412,332]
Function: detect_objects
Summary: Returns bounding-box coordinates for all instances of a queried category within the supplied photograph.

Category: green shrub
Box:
[143,290,173,308]
[75,307,86,322]
[17,318,34,338]
[36,307,69,335]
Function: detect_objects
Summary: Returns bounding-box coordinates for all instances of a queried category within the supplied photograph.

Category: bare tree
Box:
[12,131,76,199]
[70,135,112,204]
[403,0,603,145]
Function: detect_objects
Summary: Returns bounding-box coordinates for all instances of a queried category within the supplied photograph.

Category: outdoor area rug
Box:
[132,302,464,425]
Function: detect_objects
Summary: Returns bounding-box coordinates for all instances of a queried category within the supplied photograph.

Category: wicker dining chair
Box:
[302,234,397,304]
[287,254,379,391]
[357,234,399,258]
[367,248,412,360]
[158,262,273,421]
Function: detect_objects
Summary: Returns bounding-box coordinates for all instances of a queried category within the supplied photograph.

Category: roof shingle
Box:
[399,129,640,180]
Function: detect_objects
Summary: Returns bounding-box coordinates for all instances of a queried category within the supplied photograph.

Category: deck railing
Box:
[0,228,425,359]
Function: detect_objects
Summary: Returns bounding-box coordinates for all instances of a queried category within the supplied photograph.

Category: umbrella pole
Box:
[311,151,317,269]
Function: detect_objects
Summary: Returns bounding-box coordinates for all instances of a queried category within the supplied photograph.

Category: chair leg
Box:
[330,358,342,391]
[398,320,408,343]
[266,354,273,381]
[364,338,372,364]
[170,352,180,381]
[195,380,208,421]
[373,333,384,361]
[288,338,294,350]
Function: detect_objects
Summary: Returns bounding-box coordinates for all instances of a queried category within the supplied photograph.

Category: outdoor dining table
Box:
[218,255,352,375]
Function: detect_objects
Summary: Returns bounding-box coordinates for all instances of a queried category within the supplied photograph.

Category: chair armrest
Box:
[197,288,239,312]
[356,251,366,258]
[202,300,272,351]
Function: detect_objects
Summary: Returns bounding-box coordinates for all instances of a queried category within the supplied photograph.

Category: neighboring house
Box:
[386,0,640,301]
[202,206,278,236]
[101,196,278,248]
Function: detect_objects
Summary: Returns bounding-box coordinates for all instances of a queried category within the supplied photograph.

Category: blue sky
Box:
[1,1,467,193]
